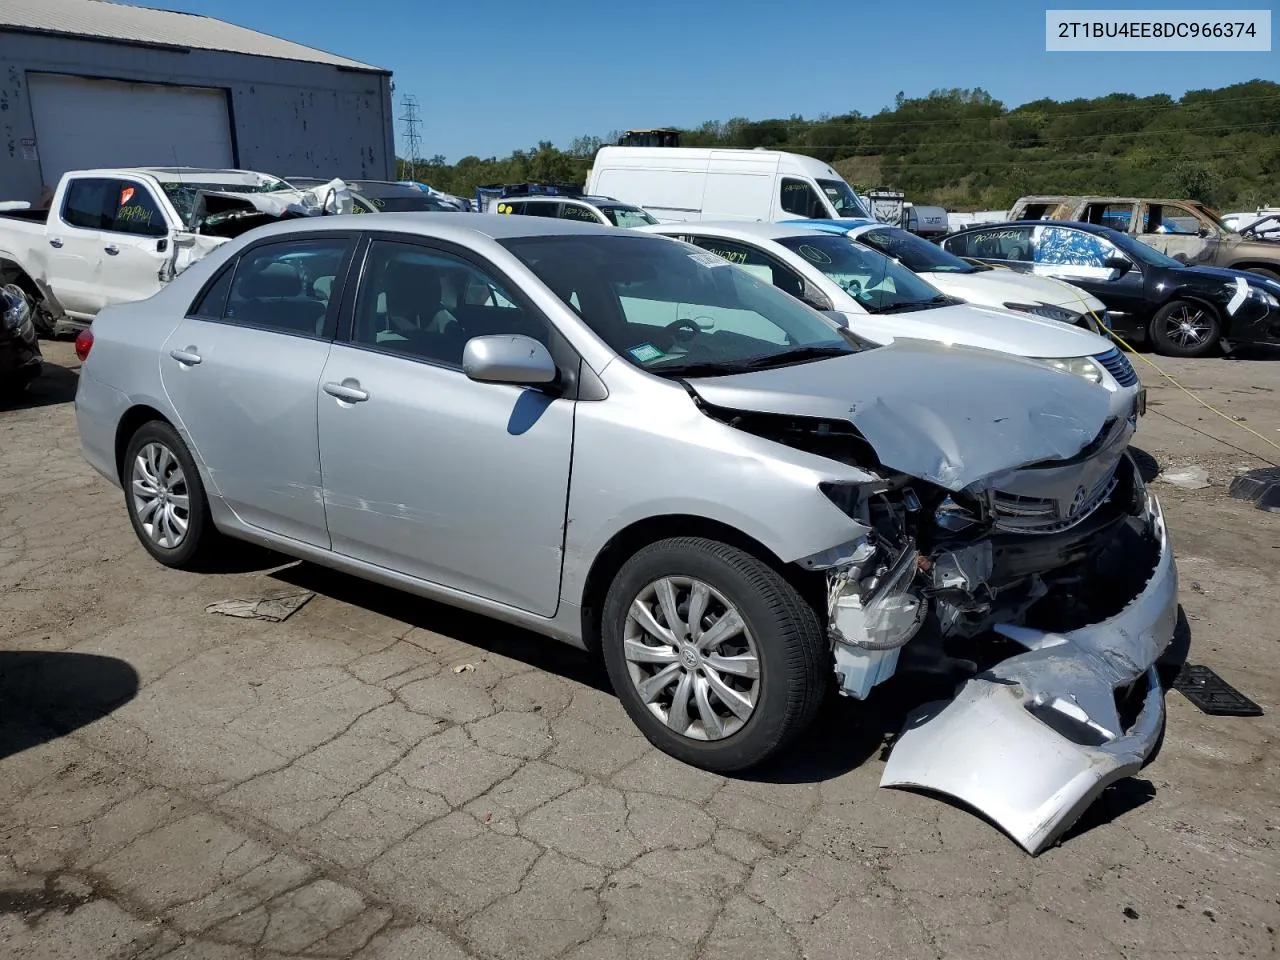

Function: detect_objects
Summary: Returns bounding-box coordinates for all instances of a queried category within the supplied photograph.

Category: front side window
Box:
[220,238,352,336]
[61,178,115,230]
[106,181,168,237]
[816,178,870,218]
[558,203,602,223]
[855,226,976,274]
[774,233,949,314]
[1034,226,1116,269]
[598,205,658,228]
[685,237,809,302]
[1142,203,1201,235]
[780,178,826,218]
[350,240,548,368]
[500,234,860,377]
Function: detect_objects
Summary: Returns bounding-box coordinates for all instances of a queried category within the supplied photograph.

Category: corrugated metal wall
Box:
[0,30,395,203]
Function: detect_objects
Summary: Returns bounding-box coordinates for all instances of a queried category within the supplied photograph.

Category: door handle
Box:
[323,380,369,403]
[105,245,119,256]
[169,348,202,366]
[49,238,63,248]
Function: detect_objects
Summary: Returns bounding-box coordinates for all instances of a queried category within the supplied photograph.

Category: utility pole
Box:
[399,94,423,182]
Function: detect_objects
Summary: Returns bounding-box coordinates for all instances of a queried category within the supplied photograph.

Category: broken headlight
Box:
[1027,355,1105,386]
[827,540,926,652]
[1,285,32,334]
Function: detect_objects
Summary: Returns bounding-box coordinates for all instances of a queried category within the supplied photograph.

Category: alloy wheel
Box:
[623,576,761,740]
[1162,304,1213,349]
[131,441,190,549]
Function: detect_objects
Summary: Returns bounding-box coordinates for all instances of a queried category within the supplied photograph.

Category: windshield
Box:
[1107,229,1185,269]
[499,234,861,376]
[816,179,871,219]
[159,176,292,222]
[855,226,977,274]
[600,205,658,228]
[774,233,952,313]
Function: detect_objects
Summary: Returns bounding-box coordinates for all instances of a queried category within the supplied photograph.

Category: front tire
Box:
[122,421,224,570]
[1148,299,1221,358]
[601,537,828,772]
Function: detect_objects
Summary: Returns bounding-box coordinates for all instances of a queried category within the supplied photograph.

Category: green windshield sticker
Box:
[628,342,665,363]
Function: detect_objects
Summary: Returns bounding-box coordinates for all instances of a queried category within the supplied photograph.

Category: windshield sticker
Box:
[119,186,135,206]
[796,244,833,265]
[688,251,730,268]
[628,342,666,363]
[117,204,154,225]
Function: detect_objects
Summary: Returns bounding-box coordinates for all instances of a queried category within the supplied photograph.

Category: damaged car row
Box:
[74,214,1179,854]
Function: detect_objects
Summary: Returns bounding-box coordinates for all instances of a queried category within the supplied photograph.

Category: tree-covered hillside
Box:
[402,80,1280,212]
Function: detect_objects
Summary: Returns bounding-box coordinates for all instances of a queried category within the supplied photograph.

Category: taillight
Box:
[74,328,94,361]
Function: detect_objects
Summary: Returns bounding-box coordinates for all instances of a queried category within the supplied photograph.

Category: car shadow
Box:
[269,561,613,694]
[0,361,79,410]
[0,651,140,761]
[1225,342,1280,362]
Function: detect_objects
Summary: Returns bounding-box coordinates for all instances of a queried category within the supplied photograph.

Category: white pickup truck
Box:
[0,167,350,335]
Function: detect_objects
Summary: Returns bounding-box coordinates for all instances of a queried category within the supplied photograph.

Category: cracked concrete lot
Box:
[2,341,1278,960]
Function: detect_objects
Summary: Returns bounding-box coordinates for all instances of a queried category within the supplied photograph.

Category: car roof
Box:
[781,217,884,235]
[230,211,634,244]
[520,195,628,207]
[640,220,827,241]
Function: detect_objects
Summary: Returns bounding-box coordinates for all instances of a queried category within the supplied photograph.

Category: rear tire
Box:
[601,537,828,772]
[122,420,226,570]
[1148,299,1221,358]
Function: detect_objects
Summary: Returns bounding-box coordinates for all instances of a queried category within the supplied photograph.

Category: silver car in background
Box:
[75,214,1177,854]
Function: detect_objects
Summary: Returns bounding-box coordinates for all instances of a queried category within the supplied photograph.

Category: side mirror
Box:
[1103,256,1132,276]
[462,334,558,386]
[821,310,851,328]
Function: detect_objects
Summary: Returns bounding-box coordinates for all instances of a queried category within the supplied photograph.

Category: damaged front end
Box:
[798,419,1176,854]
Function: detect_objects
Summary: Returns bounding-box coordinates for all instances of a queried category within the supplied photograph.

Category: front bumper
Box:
[881,488,1178,855]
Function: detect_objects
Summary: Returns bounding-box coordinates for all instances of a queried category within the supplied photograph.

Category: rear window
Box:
[61,178,114,229]
[599,205,658,228]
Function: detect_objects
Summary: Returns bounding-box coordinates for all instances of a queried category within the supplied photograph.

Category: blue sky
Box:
[136,0,1275,161]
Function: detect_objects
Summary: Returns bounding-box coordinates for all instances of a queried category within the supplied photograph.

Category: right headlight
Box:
[1251,287,1280,309]
[1028,355,1106,386]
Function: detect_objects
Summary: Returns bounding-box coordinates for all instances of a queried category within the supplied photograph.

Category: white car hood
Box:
[842,302,1111,360]
[921,269,1106,316]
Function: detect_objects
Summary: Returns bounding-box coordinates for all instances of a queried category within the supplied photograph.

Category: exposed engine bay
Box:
[701,394,1176,854]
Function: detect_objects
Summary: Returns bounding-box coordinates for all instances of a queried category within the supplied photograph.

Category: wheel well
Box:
[114,405,173,483]
[1227,262,1280,277]
[576,514,827,654]
[0,259,44,304]
[1155,293,1223,330]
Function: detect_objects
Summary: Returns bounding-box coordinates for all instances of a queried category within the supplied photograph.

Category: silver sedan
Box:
[75,214,1177,853]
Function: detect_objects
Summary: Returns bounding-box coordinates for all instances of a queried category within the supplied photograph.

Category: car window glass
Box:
[521,202,560,218]
[600,206,658,227]
[61,178,115,230]
[107,181,168,237]
[780,178,825,218]
[558,203,600,223]
[501,234,855,373]
[1033,226,1119,272]
[351,240,548,368]
[1142,203,1200,235]
[686,237,807,303]
[1082,202,1134,232]
[222,238,351,336]
[951,226,1034,262]
[189,262,235,318]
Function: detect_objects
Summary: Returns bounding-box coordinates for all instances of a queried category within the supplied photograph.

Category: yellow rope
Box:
[1046,283,1280,458]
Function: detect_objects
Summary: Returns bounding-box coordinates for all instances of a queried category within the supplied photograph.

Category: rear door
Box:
[98,178,175,307]
[160,233,356,547]
[45,177,115,317]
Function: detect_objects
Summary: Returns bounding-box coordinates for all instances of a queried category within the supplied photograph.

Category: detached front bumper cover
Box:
[881,489,1178,855]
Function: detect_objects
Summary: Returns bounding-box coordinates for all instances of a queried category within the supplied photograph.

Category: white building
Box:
[0,0,395,203]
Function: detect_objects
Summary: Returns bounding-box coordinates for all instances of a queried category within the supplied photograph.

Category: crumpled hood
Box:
[846,302,1112,361]
[686,338,1113,490]
[920,269,1107,316]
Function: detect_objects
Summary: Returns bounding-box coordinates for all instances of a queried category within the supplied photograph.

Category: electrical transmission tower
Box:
[399,94,423,182]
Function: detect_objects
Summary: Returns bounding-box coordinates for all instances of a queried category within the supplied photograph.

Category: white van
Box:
[585,146,871,224]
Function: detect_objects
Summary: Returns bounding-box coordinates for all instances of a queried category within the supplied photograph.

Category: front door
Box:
[1029,224,1148,332]
[1138,202,1215,264]
[316,238,574,616]
[98,178,175,307]
[159,234,355,547]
